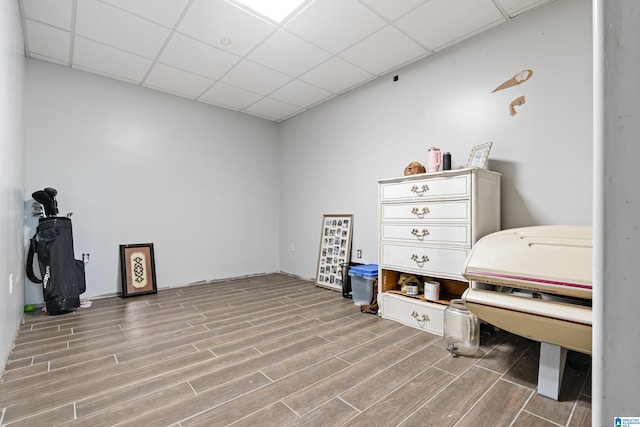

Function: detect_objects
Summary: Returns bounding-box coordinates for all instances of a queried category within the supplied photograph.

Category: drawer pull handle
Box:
[411,207,430,218]
[410,184,429,196]
[411,311,430,323]
[411,254,429,267]
[411,228,430,240]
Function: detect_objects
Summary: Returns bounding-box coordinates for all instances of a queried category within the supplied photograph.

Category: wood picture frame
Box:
[119,243,158,298]
[316,214,354,292]
[467,141,493,169]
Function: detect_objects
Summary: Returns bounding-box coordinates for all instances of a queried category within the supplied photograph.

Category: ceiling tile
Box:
[75,0,171,58]
[299,57,373,94]
[199,82,263,110]
[247,29,331,77]
[359,0,427,21]
[221,60,292,95]
[72,36,153,83]
[395,0,505,51]
[25,19,70,63]
[100,0,191,28]
[178,0,275,56]
[22,0,73,30]
[269,79,333,108]
[198,82,262,111]
[158,33,240,80]
[340,25,428,75]
[243,97,304,121]
[285,0,387,54]
[144,63,215,98]
[495,0,555,17]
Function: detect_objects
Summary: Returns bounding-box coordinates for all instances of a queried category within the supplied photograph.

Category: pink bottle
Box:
[427,147,442,172]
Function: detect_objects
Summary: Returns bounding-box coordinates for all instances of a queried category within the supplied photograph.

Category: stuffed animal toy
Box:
[404,161,426,176]
[398,273,422,293]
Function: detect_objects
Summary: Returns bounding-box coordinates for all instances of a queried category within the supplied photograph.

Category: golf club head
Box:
[32,190,52,206]
[44,187,57,199]
[44,187,59,215]
[32,190,56,217]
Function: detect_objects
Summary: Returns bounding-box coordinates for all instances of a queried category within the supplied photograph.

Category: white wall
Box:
[0,0,25,369]
[596,0,640,421]
[278,0,592,281]
[25,61,281,299]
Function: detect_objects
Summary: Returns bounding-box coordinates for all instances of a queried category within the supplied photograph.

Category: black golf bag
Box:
[26,189,85,315]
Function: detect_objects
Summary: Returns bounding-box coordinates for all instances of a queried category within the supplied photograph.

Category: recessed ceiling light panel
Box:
[230,0,308,22]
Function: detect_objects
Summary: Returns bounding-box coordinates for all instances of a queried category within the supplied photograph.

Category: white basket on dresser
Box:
[378,168,501,335]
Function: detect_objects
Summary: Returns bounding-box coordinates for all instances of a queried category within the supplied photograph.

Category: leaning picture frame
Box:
[119,243,158,298]
[466,141,493,169]
[316,214,353,292]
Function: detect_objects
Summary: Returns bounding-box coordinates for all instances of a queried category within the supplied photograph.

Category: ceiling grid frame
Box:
[19,0,557,122]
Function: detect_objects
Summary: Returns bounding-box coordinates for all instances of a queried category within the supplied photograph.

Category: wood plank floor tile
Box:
[10,324,123,359]
[0,362,49,382]
[74,347,262,419]
[501,341,540,389]
[208,317,324,356]
[345,367,454,426]
[476,333,534,374]
[340,345,449,411]
[0,355,118,403]
[394,330,439,352]
[511,411,560,426]
[227,401,298,427]
[433,351,480,376]
[524,357,590,426]
[44,324,212,369]
[8,341,68,362]
[316,315,382,343]
[568,393,591,427]
[2,358,34,372]
[189,335,330,393]
[455,379,533,427]
[0,274,592,427]
[196,314,314,352]
[335,324,424,365]
[11,327,73,349]
[254,318,359,354]
[2,349,213,423]
[260,330,378,381]
[68,382,195,427]
[2,403,74,427]
[283,346,411,416]
[105,371,273,427]
[181,357,351,427]
[285,398,359,427]
[400,365,501,427]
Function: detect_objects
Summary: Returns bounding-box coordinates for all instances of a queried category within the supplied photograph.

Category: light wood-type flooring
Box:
[0,273,591,426]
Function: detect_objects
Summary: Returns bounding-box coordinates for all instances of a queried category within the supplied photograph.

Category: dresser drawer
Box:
[380,174,469,202]
[381,200,469,222]
[379,293,445,335]
[381,223,470,246]
[381,243,468,279]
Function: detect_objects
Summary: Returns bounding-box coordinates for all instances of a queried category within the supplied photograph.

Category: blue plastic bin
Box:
[348,264,378,305]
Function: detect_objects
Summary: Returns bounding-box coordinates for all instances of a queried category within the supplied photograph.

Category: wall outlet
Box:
[356,249,362,259]
[9,273,14,294]
[290,243,295,252]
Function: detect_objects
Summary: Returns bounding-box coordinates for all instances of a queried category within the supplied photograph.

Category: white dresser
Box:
[378,168,501,335]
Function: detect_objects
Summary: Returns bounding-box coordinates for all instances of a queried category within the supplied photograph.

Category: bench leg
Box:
[537,342,568,400]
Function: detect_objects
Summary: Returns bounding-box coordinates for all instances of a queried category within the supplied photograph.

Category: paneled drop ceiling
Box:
[20,0,555,122]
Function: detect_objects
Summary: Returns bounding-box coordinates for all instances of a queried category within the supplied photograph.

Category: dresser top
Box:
[378,167,501,184]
